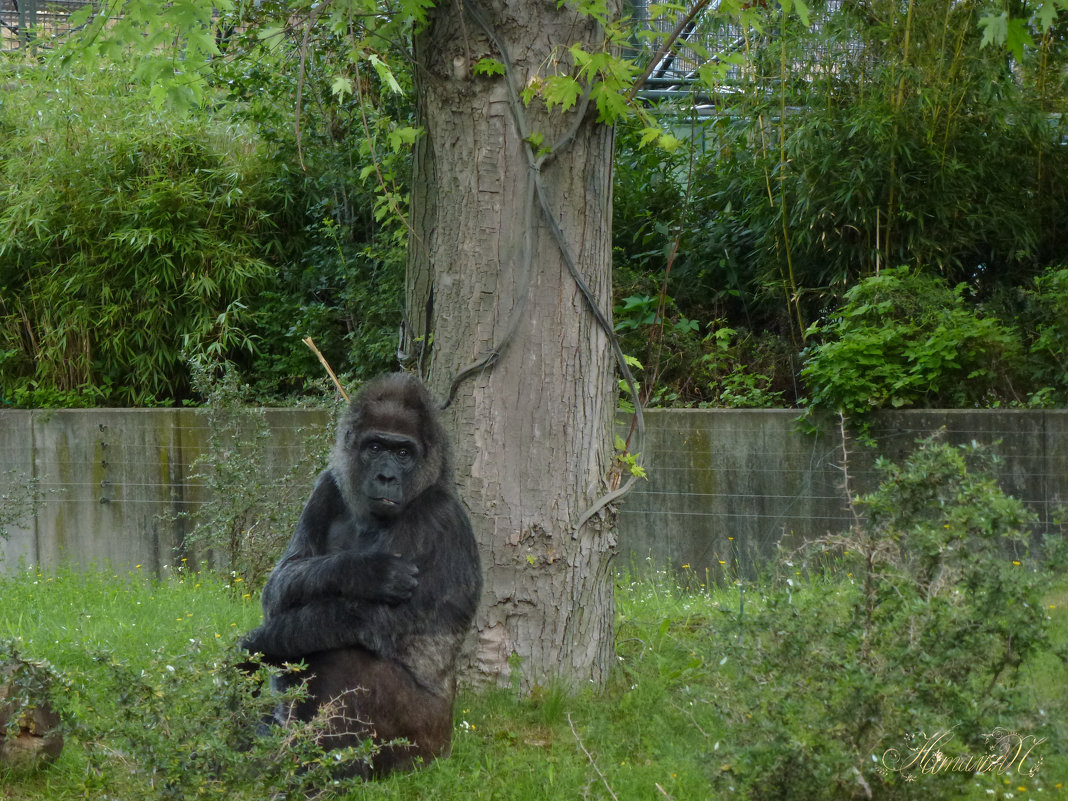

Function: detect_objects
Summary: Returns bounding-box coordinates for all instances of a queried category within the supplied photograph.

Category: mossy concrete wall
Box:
[622,409,1067,577]
[0,408,331,574]
[1,409,1064,576]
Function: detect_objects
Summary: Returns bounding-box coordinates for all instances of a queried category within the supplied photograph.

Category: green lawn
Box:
[0,564,1063,801]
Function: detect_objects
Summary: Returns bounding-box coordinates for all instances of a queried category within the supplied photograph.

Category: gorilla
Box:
[241,372,482,777]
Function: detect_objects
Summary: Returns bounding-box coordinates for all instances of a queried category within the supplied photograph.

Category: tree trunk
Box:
[407,0,620,687]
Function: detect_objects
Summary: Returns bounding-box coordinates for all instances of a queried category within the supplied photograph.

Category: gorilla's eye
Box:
[368,442,383,453]
[397,448,410,459]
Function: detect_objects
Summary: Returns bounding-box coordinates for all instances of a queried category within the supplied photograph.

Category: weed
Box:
[173,357,336,587]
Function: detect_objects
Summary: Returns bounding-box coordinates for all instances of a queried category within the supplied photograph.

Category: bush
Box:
[0,72,281,406]
[175,358,335,588]
[83,645,376,800]
[800,268,1021,420]
[1017,265,1068,406]
[713,436,1059,801]
[721,440,1055,801]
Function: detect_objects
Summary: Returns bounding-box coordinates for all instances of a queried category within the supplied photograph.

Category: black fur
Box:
[241,373,482,777]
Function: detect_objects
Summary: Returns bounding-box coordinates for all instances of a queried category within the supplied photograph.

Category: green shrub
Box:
[800,268,1021,420]
[175,358,334,587]
[84,645,376,800]
[1017,265,1068,406]
[714,436,1059,801]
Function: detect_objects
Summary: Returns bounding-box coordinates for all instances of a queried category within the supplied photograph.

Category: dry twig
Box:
[567,712,618,801]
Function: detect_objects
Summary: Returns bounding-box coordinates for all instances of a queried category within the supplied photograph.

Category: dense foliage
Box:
[613,0,1068,409]
[2,0,1067,410]
[0,75,276,406]
[798,266,1068,420]
[0,59,406,407]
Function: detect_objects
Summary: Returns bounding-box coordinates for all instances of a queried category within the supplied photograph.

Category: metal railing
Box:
[0,0,96,53]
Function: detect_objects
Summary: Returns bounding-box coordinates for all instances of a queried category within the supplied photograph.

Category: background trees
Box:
[614,0,1068,409]
[2,0,1066,412]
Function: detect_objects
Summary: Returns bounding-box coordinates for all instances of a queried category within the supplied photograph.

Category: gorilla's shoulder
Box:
[291,469,349,543]
[407,484,467,524]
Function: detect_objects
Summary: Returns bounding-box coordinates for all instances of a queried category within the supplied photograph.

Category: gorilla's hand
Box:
[363,552,419,604]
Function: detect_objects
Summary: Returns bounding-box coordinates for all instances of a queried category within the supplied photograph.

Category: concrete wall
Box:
[1,408,1064,576]
[0,408,331,573]
[620,409,1067,576]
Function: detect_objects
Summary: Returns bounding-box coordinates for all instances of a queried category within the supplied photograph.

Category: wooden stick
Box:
[302,336,350,402]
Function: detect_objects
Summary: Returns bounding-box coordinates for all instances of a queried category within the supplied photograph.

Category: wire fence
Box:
[621,410,1067,577]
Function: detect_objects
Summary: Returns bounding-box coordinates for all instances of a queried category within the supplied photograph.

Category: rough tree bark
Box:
[406,0,622,687]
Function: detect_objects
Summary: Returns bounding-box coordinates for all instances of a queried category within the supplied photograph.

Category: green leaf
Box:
[386,125,422,152]
[638,127,661,148]
[368,54,403,94]
[1035,0,1068,31]
[1036,2,1058,31]
[980,12,1034,59]
[520,79,541,106]
[658,132,683,152]
[331,75,355,99]
[542,75,583,112]
[698,60,729,90]
[1004,16,1034,61]
[590,82,629,124]
[257,25,284,41]
[570,43,592,69]
[473,57,506,77]
[620,294,655,310]
[978,12,1008,49]
[648,3,687,18]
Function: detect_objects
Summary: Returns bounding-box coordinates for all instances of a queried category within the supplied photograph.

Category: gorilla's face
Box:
[332,372,446,523]
[356,432,422,518]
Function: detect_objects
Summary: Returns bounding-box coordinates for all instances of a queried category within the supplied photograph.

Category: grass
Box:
[0,563,1064,801]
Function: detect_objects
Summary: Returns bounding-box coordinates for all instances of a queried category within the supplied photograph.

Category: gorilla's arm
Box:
[245,490,481,665]
[241,591,475,663]
[260,471,418,617]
